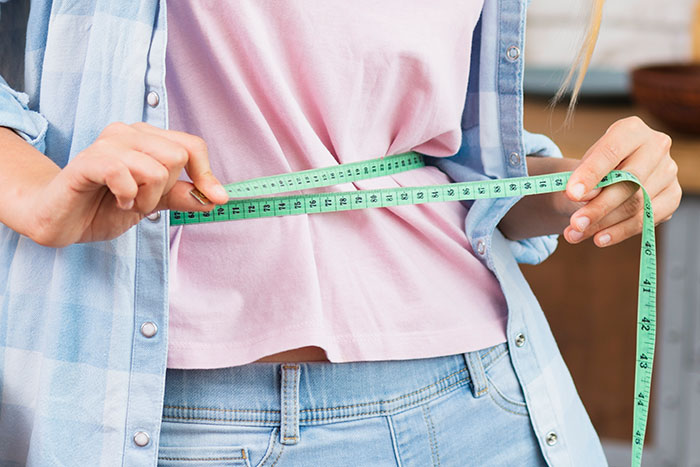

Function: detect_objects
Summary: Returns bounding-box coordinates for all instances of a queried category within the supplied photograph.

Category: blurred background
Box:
[523,1,700,466]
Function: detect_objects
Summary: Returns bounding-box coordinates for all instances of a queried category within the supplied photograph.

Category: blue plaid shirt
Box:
[0,1,607,465]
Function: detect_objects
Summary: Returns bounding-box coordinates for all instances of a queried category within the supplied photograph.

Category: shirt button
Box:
[509,152,521,167]
[506,45,521,61]
[515,333,526,347]
[146,91,160,108]
[546,431,558,446]
[476,240,486,256]
[133,431,150,447]
[146,211,161,222]
[140,322,158,338]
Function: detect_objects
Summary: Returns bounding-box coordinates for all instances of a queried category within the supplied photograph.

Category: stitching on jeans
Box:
[479,345,501,362]
[484,348,508,368]
[162,377,470,423]
[298,367,469,413]
[488,390,528,417]
[158,454,246,461]
[162,406,279,414]
[486,374,526,408]
[257,428,279,466]
[282,365,289,440]
[162,351,507,423]
[422,405,441,467]
[269,443,285,467]
[293,365,299,440]
[163,367,470,417]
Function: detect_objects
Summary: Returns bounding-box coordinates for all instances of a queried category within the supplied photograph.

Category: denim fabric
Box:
[159,344,547,467]
[0,0,607,465]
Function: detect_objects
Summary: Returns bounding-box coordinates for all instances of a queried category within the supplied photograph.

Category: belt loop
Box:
[465,351,488,398]
[279,364,301,445]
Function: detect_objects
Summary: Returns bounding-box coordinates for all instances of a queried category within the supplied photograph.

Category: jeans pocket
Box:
[158,422,283,467]
[157,445,251,466]
[484,350,529,416]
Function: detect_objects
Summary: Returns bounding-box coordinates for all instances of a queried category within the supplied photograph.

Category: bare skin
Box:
[500,116,681,248]
[0,116,681,363]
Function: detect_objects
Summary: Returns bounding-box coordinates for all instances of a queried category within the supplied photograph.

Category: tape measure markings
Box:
[169,153,655,467]
[223,151,425,198]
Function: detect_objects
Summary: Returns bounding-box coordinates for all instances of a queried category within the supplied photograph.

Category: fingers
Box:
[566,116,647,201]
[153,181,222,212]
[565,135,678,241]
[568,154,675,237]
[100,160,138,210]
[129,123,228,205]
[566,182,681,247]
[69,122,228,214]
[565,180,682,247]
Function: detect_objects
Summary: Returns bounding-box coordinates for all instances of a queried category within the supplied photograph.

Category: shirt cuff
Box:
[0,75,48,152]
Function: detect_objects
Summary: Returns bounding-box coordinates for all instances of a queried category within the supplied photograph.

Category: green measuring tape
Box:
[170,151,656,466]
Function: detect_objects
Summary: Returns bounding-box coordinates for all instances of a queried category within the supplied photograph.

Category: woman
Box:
[0,0,680,465]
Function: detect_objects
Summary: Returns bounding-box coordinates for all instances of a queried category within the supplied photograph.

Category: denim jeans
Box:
[158,343,547,466]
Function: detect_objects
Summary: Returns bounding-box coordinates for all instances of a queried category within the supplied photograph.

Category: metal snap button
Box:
[146,211,161,222]
[515,333,526,347]
[146,91,160,108]
[506,45,521,61]
[509,152,521,167]
[140,322,158,338]
[133,431,150,447]
[476,240,486,256]
[546,431,558,446]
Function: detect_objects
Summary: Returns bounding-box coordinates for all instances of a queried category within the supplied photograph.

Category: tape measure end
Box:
[190,188,210,205]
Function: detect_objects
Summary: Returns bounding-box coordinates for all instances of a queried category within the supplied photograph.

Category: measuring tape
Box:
[170,151,656,466]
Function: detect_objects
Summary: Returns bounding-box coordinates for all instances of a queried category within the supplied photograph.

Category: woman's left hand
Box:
[564,116,682,247]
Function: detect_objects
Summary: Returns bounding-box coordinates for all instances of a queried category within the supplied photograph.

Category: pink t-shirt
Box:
[166,0,507,369]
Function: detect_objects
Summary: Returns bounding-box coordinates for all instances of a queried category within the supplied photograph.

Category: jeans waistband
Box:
[163,342,508,445]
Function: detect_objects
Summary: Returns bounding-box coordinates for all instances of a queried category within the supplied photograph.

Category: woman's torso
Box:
[165,0,508,368]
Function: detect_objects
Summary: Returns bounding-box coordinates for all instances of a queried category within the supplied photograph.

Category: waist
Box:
[163,342,508,425]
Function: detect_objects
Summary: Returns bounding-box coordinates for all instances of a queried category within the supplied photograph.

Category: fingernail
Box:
[574,216,590,231]
[122,199,134,210]
[570,183,586,200]
[213,185,228,200]
[598,233,611,246]
[568,230,584,242]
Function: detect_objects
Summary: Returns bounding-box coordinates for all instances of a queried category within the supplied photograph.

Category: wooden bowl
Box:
[631,63,700,134]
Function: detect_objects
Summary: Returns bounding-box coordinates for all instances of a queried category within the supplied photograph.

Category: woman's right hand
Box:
[26,122,229,247]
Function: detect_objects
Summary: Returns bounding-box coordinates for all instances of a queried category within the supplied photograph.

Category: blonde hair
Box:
[554,0,605,116]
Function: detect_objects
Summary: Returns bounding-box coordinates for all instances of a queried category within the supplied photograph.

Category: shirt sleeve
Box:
[506,129,563,265]
[0,73,48,152]
[0,0,48,152]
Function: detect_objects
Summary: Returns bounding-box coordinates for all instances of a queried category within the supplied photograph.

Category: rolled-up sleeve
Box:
[0,0,47,152]
[507,129,563,265]
[0,74,47,152]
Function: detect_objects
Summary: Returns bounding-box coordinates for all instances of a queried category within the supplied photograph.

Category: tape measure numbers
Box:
[170,152,656,467]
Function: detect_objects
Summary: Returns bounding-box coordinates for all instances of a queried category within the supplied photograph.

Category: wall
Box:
[526,0,696,71]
